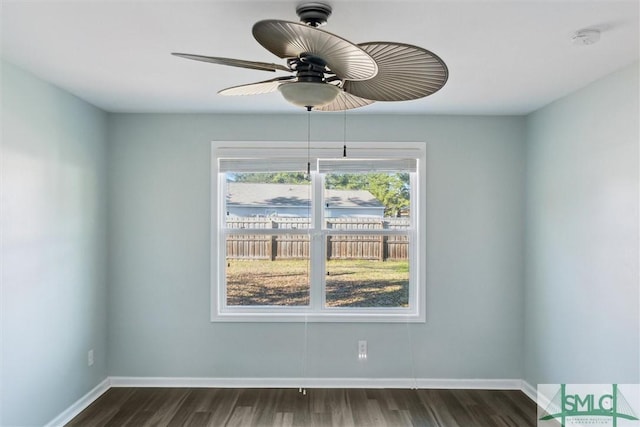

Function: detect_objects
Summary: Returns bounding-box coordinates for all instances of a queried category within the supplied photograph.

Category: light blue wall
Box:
[106,113,526,380]
[1,62,109,426]
[524,62,639,386]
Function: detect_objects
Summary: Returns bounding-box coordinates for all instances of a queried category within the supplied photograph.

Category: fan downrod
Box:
[296,2,332,27]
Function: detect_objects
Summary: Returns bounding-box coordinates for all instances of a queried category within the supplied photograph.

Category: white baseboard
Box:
[416,378,523,390]
[44,377,111,427]
[47,376,530,425]
[109,376,523,390]
[520,380,538,402]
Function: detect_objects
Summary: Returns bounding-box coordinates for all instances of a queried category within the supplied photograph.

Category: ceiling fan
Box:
[172,2,448,111]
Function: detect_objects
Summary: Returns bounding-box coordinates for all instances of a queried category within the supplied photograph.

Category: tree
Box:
[326,173,410,217]
[231,172,309,184]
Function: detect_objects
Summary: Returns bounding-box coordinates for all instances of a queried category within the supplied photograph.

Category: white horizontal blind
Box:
[215,143,423,173]
[318,158,417,173]
[218,157,313,173]
[220,159,417,173]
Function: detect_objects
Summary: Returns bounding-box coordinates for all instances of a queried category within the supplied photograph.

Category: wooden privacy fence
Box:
[226,217,409,261]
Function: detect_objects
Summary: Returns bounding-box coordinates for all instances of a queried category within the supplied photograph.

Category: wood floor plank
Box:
[66,387,537,427]
[365,398,388,427]
[203,388,241,426]
[417,389,462,426]
[228,406,257,427]
[166,389,209,427]
[185,411,213,427]
[315,389,354,427]
[141,388,191,425]
[273,412,294,427]
[480,390,535,427]
[443,389,480,426]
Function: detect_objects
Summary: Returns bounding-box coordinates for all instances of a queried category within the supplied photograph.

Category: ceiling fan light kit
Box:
[279,81,340,109]
[173,2,448,111]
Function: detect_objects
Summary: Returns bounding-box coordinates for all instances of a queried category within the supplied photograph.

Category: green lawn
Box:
[226,259,409,307]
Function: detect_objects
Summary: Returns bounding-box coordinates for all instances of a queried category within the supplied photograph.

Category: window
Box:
[212,141,426,322]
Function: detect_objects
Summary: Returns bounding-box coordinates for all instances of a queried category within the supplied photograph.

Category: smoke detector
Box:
[572,29,601,45]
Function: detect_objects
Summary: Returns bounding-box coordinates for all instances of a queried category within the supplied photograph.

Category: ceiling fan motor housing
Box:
[280,53,339,109]
[296,2,332,27]
[289,54,329,83]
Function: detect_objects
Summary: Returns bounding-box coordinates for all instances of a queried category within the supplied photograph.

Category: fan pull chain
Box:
[343,110,348,157]
[307,109,311,175]
[302,108,311,398]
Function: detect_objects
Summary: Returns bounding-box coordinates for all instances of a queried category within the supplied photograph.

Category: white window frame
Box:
[211,141,426,323]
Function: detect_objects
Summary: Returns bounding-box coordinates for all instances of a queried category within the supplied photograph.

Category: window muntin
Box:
[213,142,425,322]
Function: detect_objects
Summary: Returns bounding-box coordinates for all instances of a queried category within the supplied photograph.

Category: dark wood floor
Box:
[66,388,537,427]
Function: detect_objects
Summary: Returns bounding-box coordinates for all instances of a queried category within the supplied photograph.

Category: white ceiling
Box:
[2,0,638,115]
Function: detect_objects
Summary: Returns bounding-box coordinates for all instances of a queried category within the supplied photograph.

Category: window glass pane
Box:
[325,235,409,308]
[225,172,311,223]
[226,234,310,306]
[323,172,410,220]
[223,171,312,307]
[321,170,412,309]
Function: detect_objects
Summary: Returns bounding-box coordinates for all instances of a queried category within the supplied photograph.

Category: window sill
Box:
[211,310,426,323]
